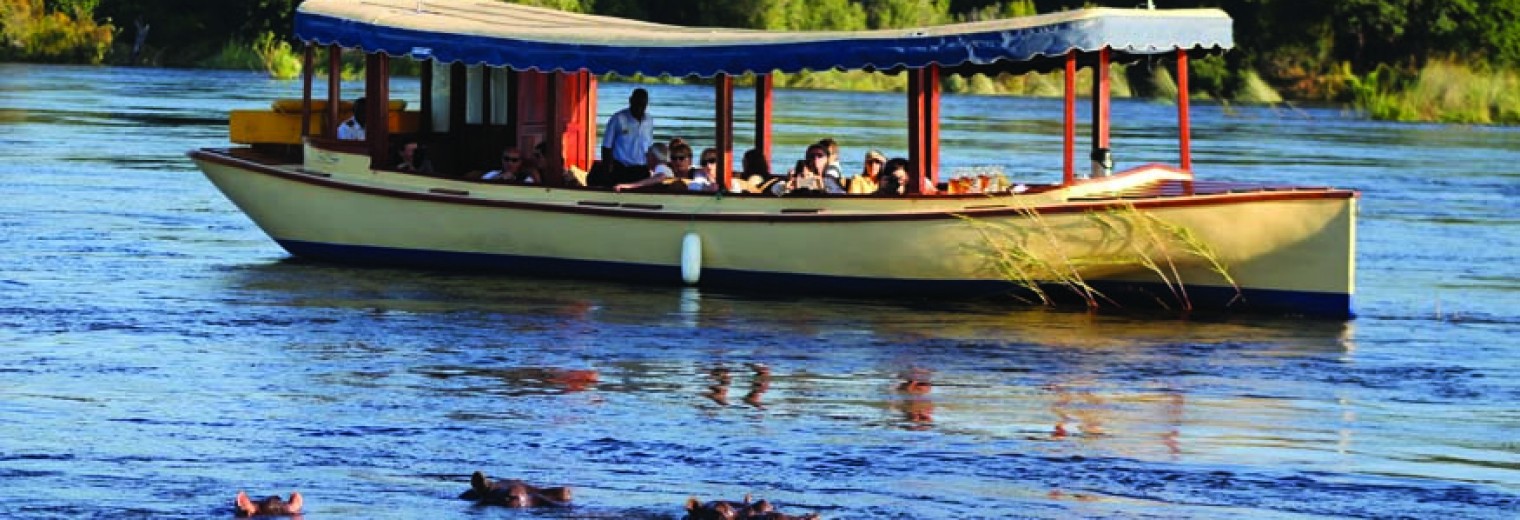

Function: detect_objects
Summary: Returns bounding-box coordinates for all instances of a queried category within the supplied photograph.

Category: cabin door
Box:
[513,71,597,172]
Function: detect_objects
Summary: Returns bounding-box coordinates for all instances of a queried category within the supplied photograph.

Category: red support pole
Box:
[715,73,735,190]
[301,44,314,140]
[1091,46,1111,177]
[754,73,773,169]
[365,53,390,168]
[1177,48,1192,172]
[326,44,341,139]
[924,64,940,190]
[907,68,924,195]
[1063,50,1076,186]
[545,72,563,187]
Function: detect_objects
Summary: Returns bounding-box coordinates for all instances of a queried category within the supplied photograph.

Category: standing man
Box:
[597,88,653,186]
[337,97,366,141]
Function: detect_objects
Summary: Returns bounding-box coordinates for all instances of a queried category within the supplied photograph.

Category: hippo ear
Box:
[685,496,700,511]
[471,471,488,492]
[743,493,753,505]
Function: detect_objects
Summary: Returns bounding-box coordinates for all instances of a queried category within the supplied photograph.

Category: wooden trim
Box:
[193,148,1356,225]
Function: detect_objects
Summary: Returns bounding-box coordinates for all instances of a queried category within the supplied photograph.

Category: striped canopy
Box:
[295,0,1233,76]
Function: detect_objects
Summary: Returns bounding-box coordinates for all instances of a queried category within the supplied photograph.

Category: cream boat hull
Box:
[191,147,1356,317]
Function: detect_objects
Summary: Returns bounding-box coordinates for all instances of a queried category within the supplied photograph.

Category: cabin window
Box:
[463,66,512,126]
[430,61,451,132]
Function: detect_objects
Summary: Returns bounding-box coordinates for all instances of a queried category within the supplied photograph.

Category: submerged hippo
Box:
[233,491,302,517]
[684,495,820,520]
[460,471,572,507]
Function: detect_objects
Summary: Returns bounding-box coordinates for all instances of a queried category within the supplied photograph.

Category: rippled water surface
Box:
[1,64,1517,519]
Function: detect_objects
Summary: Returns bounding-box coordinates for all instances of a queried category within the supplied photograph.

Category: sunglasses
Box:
[703,157,718,164]
[808,153,826,159]
[671,155,690,161]
[502,156,521,162]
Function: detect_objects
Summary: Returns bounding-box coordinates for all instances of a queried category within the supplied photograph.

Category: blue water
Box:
[0,64,1517,519]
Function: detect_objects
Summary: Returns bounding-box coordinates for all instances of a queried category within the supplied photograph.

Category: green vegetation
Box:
[4,0,1517,123]
[0,0,113,64]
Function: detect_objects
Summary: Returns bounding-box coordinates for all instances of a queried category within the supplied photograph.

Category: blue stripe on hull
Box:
[277,239,1352,319]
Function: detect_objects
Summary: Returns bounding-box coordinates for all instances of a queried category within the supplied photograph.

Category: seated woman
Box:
[684,147,720,193]
[613,143,675,192]
[848,149,885,194]
[739,148,777,193]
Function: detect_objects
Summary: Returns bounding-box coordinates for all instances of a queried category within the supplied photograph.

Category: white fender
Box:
[680,232,702,285]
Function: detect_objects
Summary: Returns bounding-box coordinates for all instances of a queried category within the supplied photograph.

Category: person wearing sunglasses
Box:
[481,147,539,184]
[683,147,720,193]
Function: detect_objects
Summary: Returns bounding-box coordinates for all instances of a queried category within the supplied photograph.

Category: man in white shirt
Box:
[337,97,366,140]
[600,88,653,185]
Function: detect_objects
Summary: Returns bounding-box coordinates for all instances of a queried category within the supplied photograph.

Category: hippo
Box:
[684,495,820,520]
[460,471,572,507]
[233,491,302,517]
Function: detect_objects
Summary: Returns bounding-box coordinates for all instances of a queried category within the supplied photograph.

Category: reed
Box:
[962,203,1241,312]
[254,31,301,80]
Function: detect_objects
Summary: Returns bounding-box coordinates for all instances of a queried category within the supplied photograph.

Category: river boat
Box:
[188,0,1358,317]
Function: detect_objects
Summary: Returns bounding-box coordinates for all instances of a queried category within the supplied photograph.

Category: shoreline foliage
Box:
[0,0,113,64]
[6,0,1517,123]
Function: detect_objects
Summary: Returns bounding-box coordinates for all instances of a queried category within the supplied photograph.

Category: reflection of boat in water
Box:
[189,0,1356,317]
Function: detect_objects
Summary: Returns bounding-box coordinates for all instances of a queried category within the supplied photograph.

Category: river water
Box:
[1,64,1516,519]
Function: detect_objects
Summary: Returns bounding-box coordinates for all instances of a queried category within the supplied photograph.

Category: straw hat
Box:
[865,149,886,162]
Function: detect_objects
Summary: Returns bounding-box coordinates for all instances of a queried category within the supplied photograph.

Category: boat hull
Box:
[191,148,1356,317]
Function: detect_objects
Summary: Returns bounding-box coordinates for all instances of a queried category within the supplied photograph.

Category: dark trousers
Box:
[587,162,649,187]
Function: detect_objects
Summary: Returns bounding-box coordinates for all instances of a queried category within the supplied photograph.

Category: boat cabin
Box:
[233,0,1232,194]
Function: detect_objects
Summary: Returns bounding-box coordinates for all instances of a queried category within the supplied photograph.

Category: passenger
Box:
[784,144,829,194]
[848,149,886,194]
[395,140,435,174]
[817,138,844,179]
[876,157,910,196]
[614,142,674,192]
[337,96,366,140]
[740,148,772,191]
[597,88,654,186]
[685,147,719,193]
[481,147,539,184]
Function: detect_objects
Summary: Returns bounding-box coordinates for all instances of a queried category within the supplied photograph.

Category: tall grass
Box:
[1350,59,1520,124]
[961,204,1241,312]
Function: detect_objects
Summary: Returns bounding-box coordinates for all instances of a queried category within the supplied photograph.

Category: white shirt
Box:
[337,117,365,141]
[651,164,674,179]
[602,108,653,167]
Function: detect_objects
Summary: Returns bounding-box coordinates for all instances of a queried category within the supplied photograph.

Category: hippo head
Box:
[234,490,302,517]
